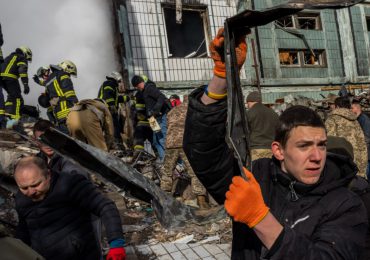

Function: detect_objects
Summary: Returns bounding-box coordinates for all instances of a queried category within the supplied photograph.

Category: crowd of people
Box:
[1,16,370,260]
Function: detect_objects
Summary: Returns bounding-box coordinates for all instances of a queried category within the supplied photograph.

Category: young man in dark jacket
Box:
[183,28,368,259]
[14,156,126,260]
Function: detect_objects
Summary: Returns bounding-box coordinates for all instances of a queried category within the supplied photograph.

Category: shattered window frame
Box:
[162,4,210,59]
[302,49,326,67]
[295,12,322,30]
[279,49,301,66]
[279,49,326,68]
[276,16,295,28]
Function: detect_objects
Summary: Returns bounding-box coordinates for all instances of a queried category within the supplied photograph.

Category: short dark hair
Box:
[335,96,351,109]
[131,75,144,87]
[275,105,325,147]
[33,119,54,134]
[15,156,49,178]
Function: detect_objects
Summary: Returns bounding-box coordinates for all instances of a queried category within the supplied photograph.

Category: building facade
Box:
[114,0,370,102]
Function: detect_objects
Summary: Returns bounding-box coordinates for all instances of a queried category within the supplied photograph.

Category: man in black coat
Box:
[131,75,171,162]
[14,156,126,260]
[183,28,368,259]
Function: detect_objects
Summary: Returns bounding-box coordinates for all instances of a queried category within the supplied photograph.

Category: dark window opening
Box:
[366,17,370,32]
[163,7,208,58]
[296,13,321,30]
[303,50,325,66]
[276,16,294,28]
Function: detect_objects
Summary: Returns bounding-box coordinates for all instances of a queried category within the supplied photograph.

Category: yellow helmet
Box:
[18,46,32,62]
[59,60,77,77]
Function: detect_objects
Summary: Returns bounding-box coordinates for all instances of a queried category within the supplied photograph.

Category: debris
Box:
[198,235,220,244]
[172,234,194,244]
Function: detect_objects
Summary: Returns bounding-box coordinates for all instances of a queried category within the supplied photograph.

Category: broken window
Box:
[303,50,325,66]
[366,17,370,32]
[279,49,326,67]
[163,6,209,58]
[276,16,294,28]
[296,12,321,30]
[279,50,300,66]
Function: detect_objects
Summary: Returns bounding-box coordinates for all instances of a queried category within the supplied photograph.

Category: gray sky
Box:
[0,0,117,116]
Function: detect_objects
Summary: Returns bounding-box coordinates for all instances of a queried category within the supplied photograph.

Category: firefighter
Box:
[45,60,78,133]
[0,22,5,128]
[132,90,152,157]
[98,71,129,143]
[34,66,56,124]
[0,46,32,128]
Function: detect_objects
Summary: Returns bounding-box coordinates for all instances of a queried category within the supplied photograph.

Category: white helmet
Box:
[106,71,122,82]
[59,60,77,77]
[36,66,50,77]
[18,46,32,62]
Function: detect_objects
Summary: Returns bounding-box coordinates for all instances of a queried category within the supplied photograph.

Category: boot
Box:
[197,195,210,210]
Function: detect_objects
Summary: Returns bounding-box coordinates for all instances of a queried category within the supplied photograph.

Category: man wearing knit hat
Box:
[246,91,279,161]
[131,75,172,162]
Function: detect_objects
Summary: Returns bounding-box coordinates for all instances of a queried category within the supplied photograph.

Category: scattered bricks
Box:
[192,245,211,258]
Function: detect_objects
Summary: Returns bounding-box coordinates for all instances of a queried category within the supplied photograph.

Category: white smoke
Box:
[0,0,117,116]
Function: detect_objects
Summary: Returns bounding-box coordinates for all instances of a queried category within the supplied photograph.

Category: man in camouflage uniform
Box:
[325,96,368,178]
[246,91,279,161]
[160,96,210,209]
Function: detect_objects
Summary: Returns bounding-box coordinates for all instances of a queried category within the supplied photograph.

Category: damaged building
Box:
[112,0,370,102]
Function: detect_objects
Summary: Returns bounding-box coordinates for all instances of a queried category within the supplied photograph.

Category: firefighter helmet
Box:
[36,66,50,77]
[106,71,122,82]
[59,60,77,76]
[18,46,32,62]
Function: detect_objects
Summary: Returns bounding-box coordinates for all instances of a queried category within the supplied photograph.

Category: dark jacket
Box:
[15,171,123,260]
[0,51,29,86]
[358,113,370,161]
[247,102,279,149]
[98,79,119,108]
[37,152,90,179]
[142,80,171,117]
[183,87,368,259]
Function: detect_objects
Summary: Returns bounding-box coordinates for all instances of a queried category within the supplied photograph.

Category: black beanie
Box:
[131,75,144,87]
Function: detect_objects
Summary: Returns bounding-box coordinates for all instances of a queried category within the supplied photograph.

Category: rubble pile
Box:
[0,128,232,256]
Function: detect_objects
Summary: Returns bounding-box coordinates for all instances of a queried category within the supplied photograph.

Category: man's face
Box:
[34,131,54,157]
[272,126,327,185]
[135,82,145,91]
[15,165,51,202]
[351,104,361,117]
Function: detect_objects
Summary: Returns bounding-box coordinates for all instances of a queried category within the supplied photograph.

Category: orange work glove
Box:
[225,168,269,228]
[209,28,248,78]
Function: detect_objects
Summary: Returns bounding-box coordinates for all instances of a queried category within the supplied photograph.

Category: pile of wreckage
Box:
[0,123,231,258]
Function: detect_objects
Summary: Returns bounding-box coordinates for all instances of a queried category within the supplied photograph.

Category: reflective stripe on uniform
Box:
[4,55,17,75]
[60,75,70,80]
[64,90,76,98]
[134,145,144,150]
[0,73,17,79]
[15,98,21,119]
[19,73,28,78]
[17,62,26,66]
[104,86,114,92]
[53,80,64,96]
[0,109,4,115]
[137,121,149,126]
[106,98,115,103]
